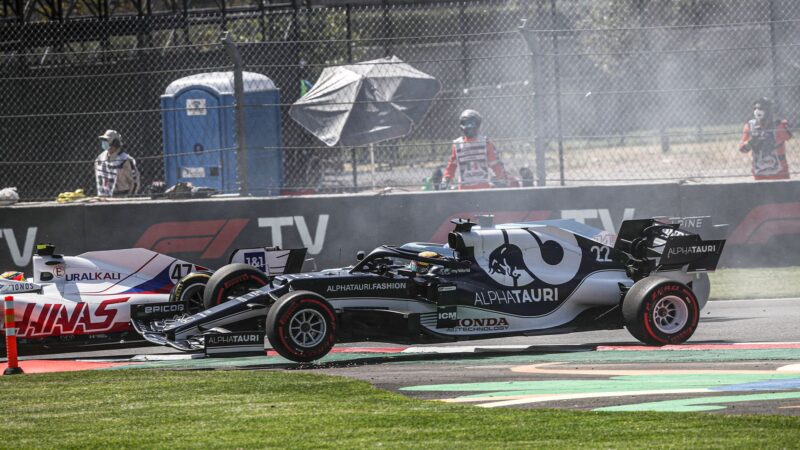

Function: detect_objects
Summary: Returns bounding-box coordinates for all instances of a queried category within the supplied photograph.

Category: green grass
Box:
[2,370,800,449]
[709,266,800,300]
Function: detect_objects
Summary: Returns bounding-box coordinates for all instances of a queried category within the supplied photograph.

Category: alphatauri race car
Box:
[133,216,726,362]
[0,244,305,350]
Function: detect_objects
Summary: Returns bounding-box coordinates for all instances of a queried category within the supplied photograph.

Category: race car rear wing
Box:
[613,217,726,280]
[228,247,307,276]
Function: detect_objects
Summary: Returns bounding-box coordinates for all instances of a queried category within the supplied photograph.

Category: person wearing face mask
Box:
[739,98,792,180]
[95,129,140,197]
[442,109,512,189]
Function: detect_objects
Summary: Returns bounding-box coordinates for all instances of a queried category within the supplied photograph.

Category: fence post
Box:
[222,32,249,196]
[768,0,780,108]
[346,4,358,190]
[4,296,23,375]
[382,0,392,58]
[549,0,565,186]
[459,2,469,88]
[519,19,547,186]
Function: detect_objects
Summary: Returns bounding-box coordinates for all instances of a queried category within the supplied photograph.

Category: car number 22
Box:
[591,245,612,262]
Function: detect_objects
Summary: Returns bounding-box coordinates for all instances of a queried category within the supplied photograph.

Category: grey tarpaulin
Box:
[289,56,441,147]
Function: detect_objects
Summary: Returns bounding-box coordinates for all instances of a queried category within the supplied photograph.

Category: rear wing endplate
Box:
[660,235,726,272]
[614,216,727,276]
[229,247,307,276]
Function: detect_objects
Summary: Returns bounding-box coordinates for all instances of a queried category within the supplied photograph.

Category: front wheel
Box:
[266,291,337,362]
[622,277,700,345]
[169,271,211,313]
[202,263,270,310]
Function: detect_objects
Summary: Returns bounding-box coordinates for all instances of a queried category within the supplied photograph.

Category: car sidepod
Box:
[432,224,630,337]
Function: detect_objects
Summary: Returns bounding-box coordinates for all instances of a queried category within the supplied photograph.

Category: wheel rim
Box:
[181,284,206,313]
[652,295,689,334]
[288,308,327,348]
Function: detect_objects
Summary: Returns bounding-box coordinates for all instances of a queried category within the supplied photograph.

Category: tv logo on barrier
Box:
[0,227,38,266]
[257,215,329,255]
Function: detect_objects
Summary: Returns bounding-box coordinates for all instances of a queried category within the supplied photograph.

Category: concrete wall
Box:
[1,181,798,273]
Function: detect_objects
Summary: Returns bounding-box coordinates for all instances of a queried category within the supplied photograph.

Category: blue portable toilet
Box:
[161,72,282,195]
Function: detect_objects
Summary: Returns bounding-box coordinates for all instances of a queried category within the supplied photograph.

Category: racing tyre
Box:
[266,291,337,363]
[202,263,270,310]
[622,277,700,345]
[169,271,211,313]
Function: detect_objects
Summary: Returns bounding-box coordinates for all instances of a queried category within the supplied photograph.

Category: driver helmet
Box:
[459,109,482,138]
[0,271,25,281]
[409,251,442,274]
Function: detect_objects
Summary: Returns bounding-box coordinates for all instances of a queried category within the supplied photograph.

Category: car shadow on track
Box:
[241,346,598,371]
[238,339,750,371]
[699,316,749,323]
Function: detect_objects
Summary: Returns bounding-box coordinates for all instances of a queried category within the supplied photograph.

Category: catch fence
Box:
[1,0,799,201]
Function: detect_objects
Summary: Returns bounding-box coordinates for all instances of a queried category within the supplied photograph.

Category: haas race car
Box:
[0,244,305,350]
[133,216,726,362]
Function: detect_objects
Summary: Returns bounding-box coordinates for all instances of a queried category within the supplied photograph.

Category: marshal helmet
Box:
[459,109,482,138]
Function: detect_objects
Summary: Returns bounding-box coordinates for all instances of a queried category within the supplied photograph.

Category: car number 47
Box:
[170,263,194,283]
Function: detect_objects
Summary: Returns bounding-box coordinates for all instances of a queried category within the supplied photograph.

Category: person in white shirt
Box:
[95,129,140,197]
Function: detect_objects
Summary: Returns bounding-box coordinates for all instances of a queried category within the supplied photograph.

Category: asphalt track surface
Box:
[7,298,800,415]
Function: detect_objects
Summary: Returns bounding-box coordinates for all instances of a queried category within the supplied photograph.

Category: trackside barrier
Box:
[3,296,23,375]
[1,181,800,271]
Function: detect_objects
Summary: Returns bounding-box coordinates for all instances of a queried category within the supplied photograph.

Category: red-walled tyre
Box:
[266,291,337,363]
[202,263,270,310]
[622,277,700,345]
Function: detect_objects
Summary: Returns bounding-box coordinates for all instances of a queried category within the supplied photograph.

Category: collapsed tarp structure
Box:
[289,56,441,147]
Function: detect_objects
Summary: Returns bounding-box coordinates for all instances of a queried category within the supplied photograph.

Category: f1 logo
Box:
[135,219,249,259]
[728,203,800,245]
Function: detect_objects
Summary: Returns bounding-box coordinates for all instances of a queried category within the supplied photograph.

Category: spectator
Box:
[442,109,511,189]
[738,97,792,180]
[519,166,534,187]
[95,130,140,197]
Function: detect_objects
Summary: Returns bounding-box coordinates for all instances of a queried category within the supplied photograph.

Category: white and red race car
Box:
[0,244,305,351]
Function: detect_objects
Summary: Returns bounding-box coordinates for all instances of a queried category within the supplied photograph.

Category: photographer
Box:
[739,97,792,180]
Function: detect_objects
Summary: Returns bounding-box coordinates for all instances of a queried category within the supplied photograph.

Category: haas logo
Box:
[478,228,580,287]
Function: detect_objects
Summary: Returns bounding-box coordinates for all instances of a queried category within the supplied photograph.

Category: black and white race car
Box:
[133,216,726,362]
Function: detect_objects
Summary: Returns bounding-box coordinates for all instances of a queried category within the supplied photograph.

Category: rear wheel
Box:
[169,271,211,313]
[202,263,270,310]
[266,291,337,362]
[622,277,700,345]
